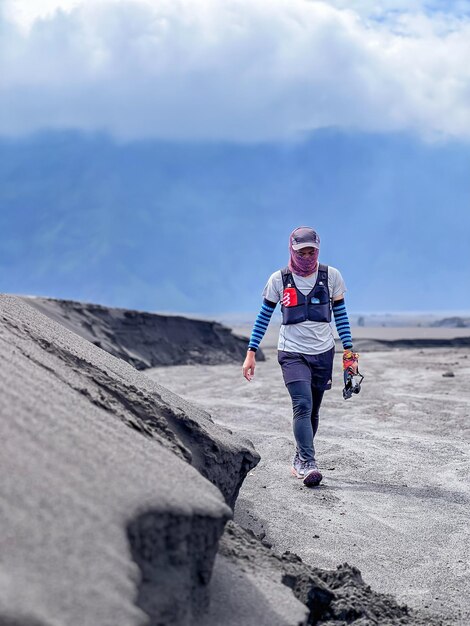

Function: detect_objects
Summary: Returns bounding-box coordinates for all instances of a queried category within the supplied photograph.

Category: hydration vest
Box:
[280,264,332,325]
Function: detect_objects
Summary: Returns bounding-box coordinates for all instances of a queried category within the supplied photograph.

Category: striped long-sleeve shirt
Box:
[247,299,277,351]
[332,298,353,349]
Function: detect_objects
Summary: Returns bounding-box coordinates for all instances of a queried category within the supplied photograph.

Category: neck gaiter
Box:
[288,233,319,277]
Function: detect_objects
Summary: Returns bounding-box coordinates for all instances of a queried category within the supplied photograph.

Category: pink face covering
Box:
[288,228,319,277]
[289,248,319,276]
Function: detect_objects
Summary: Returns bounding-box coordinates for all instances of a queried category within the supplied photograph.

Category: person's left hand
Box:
[343,350,359,374]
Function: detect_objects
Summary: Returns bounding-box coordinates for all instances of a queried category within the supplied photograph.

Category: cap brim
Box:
[292,242,320,250]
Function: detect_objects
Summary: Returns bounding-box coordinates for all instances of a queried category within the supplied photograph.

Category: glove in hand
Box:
[343,350,359,374]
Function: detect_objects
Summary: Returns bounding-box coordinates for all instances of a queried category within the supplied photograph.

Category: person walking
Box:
[242,226,358,487]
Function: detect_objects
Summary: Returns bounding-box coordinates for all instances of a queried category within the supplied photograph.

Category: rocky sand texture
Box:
[23,295,264,369]
[0,295,444,625]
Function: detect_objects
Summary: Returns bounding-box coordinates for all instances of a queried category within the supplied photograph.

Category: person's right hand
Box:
[242,351,256,381]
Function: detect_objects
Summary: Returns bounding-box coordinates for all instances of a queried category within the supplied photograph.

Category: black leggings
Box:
[286,381,325,462]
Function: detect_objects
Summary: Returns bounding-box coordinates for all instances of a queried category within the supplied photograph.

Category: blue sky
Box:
[1,1,470,314]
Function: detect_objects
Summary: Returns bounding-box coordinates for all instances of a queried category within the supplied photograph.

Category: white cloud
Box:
[1,0,470,142]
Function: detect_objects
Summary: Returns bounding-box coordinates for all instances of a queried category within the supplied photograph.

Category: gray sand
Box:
[147,324,470,625]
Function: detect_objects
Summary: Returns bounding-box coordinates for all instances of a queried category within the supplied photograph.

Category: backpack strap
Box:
[280,266,293,288]
[317,263,328,282]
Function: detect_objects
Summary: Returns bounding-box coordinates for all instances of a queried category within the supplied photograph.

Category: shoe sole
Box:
[303,469,323,487]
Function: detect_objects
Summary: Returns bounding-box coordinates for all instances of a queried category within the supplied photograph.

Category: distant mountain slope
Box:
[1,130,469,313]
[431,316,470,328]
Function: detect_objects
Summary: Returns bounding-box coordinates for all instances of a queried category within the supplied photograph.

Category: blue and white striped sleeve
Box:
[332,298,353,350]
[247,299,277,352]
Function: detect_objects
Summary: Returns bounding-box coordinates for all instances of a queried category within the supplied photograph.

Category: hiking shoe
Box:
[303,461,323,487]
[291,450,306,479]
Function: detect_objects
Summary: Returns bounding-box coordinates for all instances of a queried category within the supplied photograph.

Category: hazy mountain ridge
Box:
[1,129,469,313]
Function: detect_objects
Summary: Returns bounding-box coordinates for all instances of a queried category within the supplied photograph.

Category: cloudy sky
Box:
[2,0,470,142]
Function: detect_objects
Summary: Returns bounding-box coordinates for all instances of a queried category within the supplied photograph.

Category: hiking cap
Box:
[290,227,320,250]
